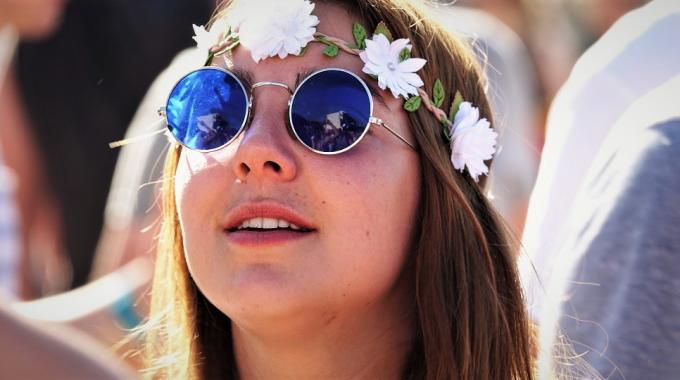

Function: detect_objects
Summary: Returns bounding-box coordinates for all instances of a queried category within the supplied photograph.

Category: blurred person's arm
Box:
[11,257,152,369]
[0,298,136,379]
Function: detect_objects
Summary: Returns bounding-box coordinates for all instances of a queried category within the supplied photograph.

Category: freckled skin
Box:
[175,3,420,336]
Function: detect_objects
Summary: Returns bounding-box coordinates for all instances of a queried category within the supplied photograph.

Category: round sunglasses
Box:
[161,67,416,154]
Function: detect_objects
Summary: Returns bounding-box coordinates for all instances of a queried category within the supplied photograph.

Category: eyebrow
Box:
[295,68,316,88]
[231,68,255,90]
[232,67,391,110]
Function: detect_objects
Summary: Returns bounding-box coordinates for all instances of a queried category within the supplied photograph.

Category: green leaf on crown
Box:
[353,22,368,49]
[449,90,463,121]
[374,21,393,42]
[403,96,422,112]
[441,123,452,142]
[399,48,411,62]
[323,44,339,57]
[439,115,450,127]
[433,79,445,108]
[203,52,214,67]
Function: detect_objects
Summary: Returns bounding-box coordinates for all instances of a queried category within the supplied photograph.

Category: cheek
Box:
[175,152,205,253]
[175,147,236,224]
[175,150,216,229]
[312,150,421,300]
[174,150,231,280]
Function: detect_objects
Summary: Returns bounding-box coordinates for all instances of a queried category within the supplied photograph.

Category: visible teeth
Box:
[251,217,263,229]
[236,218,301,230]
[262,218,278,229]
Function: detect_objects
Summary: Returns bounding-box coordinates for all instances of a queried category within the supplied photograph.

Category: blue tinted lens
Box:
[166,68,248,151]
[290,69,371,153]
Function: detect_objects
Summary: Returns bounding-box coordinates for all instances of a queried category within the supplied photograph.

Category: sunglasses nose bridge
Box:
[248,80,294,114]
[251,81,294,95]
[244,81,297,140]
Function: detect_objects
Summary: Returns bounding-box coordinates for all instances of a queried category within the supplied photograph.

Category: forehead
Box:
[213,2,364,85]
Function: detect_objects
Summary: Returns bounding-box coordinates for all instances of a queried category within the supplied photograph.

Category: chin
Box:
[221,296,320,336]
[210,265,315,324]
[216,273,329,334]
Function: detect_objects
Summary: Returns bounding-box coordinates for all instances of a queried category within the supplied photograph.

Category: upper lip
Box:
[223,201,316,232]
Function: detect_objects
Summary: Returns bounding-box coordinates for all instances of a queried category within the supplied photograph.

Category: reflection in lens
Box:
[290,70,371,153]
[166,68,248,151]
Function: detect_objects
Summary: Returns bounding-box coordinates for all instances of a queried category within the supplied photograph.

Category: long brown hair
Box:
[143,1,534,378]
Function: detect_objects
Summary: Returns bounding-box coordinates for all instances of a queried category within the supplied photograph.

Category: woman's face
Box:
[175,3,421,329]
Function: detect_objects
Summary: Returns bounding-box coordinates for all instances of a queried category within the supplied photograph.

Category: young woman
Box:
[143,0,534,378]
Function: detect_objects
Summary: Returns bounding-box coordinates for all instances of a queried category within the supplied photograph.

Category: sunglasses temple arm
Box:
[109,120,167,149]
[370,117,417,151]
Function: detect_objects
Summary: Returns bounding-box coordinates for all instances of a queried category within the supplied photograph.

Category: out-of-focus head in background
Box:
[0,0,67,39]
[568,0,649,39]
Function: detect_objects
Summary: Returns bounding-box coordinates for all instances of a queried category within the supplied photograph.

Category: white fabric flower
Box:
[192,19,228,56]
[449,102,498,182]
[233,0,319,62]
[359,33,427,99]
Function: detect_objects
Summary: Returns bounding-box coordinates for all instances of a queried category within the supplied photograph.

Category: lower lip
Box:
[225,229,314,247]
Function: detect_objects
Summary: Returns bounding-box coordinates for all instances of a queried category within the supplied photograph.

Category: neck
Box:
[232,288,415,379]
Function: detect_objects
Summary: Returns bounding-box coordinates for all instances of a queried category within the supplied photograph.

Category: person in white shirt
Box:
[521,1,680,377]
[521,0,680,320]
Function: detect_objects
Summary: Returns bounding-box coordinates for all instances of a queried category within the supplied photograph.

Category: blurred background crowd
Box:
[0,0,678,378]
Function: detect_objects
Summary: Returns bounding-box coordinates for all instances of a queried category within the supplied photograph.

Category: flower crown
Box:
[192,0,497,182]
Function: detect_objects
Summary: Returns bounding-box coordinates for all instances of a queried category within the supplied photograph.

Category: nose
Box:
[231,85,297,183]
